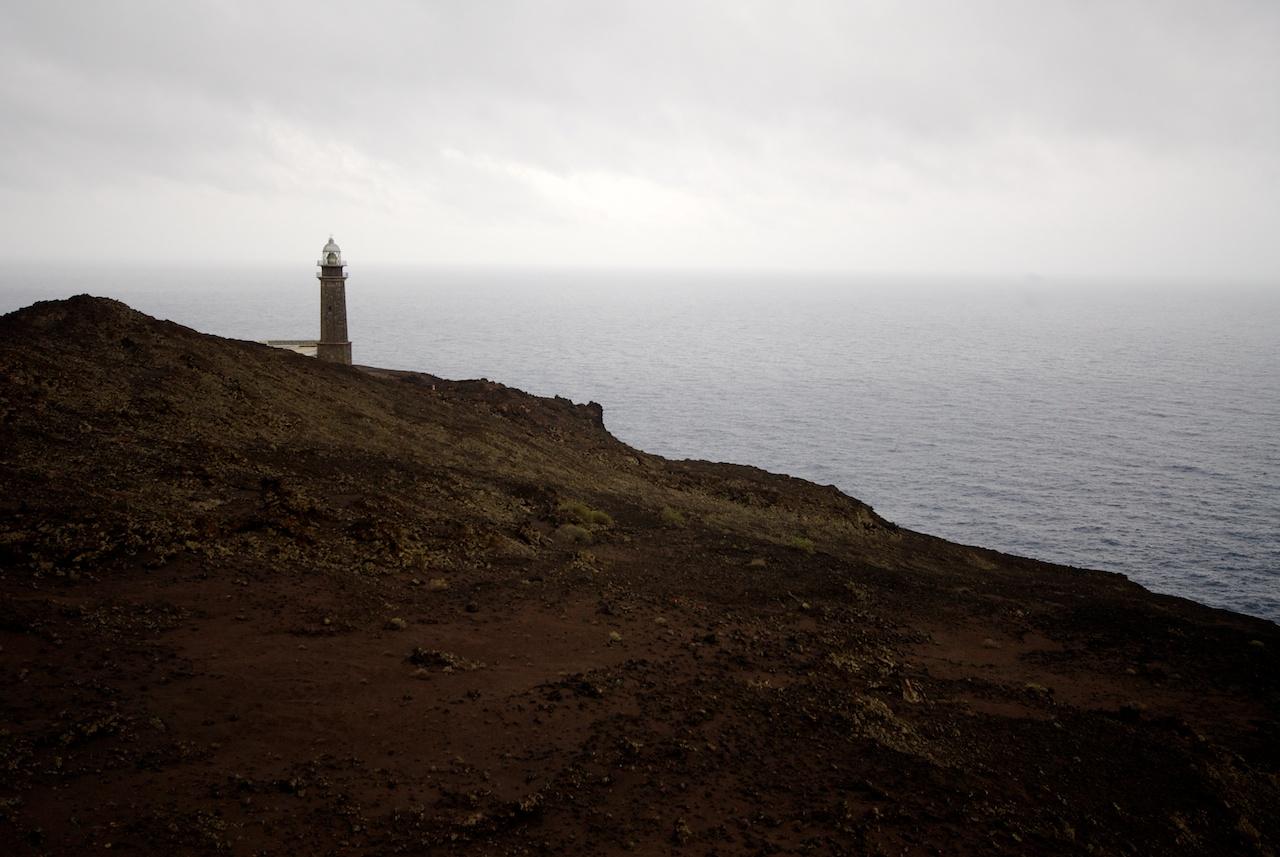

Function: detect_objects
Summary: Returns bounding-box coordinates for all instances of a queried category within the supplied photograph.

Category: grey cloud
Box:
[1,0,1278,278]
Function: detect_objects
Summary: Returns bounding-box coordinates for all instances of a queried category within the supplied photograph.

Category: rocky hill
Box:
[1,295,1277,855]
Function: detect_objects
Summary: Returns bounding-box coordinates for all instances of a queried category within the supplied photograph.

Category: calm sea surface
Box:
[5,266,1278,623]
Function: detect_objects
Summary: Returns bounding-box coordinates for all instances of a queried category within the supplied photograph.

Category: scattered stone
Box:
[901,678,923,703]
[426,578,449,591]
[407,648,483,671]
[385,617,407,631]
[545,673,607,699]
[654,616,668,626]
[981,638,1001,649]
[465,602,480,613]
[608,631,623,644]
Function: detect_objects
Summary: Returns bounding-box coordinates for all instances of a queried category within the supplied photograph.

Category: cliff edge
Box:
[1,296,1277,855]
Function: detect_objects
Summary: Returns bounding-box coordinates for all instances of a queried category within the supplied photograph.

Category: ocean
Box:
[4,265,1278,623]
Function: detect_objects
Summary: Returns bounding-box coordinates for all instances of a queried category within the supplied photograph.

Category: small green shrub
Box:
[659,506,686,528]
[558,501,613,528]
[555,523,593,545]
[787,535,816,555]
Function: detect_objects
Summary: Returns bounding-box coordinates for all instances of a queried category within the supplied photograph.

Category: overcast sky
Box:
[2,1,1278,281]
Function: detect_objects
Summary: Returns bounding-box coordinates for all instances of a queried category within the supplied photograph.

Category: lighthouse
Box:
[316,236,351,364]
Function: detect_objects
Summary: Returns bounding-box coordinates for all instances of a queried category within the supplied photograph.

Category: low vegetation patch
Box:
[558,500,613,528]
[555,523,593,545]
[787,535,816,554]
[659,506,687,528]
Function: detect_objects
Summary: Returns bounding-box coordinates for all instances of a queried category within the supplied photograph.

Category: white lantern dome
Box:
[319,235,344,266]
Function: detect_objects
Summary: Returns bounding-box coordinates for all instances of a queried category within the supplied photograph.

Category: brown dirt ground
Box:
[1,295,1277,856]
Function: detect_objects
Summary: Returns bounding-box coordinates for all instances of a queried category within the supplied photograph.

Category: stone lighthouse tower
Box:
[316,236,352,364]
